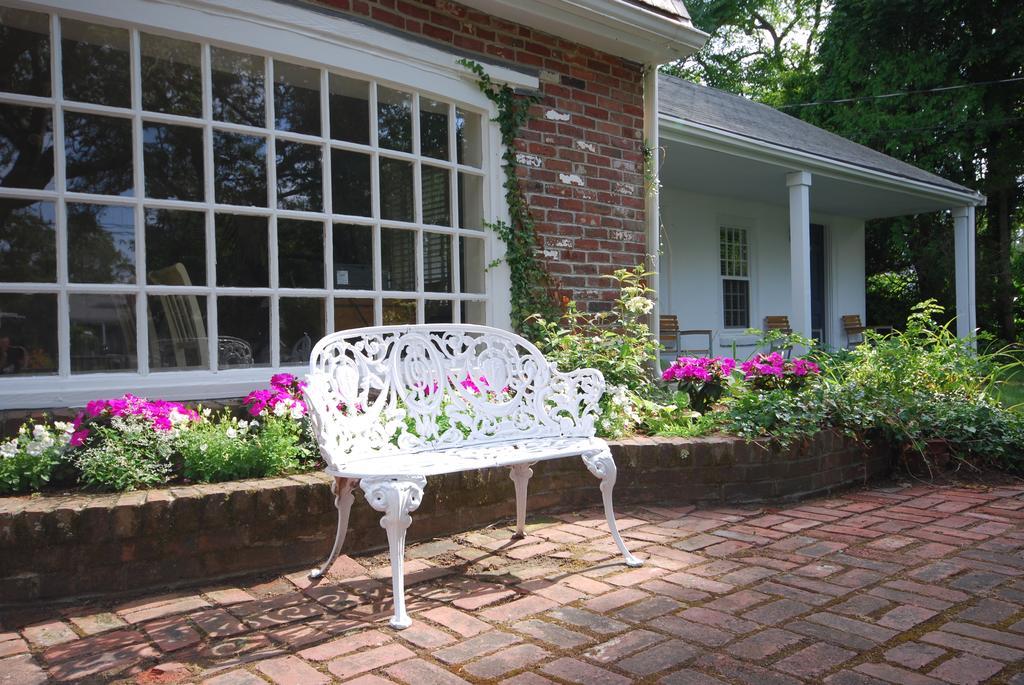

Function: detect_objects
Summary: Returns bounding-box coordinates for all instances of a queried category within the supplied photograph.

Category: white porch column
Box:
[643,67,662,369]
[953,206,977,342]
[786,171,813,340]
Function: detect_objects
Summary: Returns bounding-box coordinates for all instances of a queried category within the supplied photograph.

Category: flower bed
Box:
[0,430,893,604]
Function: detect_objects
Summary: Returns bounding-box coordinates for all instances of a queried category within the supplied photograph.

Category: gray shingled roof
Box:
[658,74,978,197]
[628,0,691,21]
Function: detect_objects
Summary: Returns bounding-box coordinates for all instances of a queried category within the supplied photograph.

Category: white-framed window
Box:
[720,226,750,329]
[0,2,501,404]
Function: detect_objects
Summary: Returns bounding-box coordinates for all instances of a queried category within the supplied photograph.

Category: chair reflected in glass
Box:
[148,262,253,369]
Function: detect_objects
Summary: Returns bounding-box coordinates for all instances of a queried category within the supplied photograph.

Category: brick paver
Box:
[3,482,1024,683]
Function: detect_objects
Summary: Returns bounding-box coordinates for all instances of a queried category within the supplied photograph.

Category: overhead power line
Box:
[778,76,1024,109]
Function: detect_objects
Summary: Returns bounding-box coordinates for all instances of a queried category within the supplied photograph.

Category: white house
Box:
[653,75,985,356]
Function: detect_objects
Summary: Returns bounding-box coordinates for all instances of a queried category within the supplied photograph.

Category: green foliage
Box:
[662,0,829,105]
[459,59,557,334]
[531,265,667,436]
[175,412,309,483]
[725,385,826,444]
[74,415,175,491]
[818,301,1024,468]
[0,421,69,495]
[866,269,920,331]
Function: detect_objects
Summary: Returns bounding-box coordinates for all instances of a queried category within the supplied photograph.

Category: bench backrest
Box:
[841,314,864,332]
[304,324,604,460]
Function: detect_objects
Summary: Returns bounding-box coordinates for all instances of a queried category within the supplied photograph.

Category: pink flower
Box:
[69,428,89,447]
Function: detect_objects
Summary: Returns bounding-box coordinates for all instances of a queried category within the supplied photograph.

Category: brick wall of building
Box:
[316,0,649,311]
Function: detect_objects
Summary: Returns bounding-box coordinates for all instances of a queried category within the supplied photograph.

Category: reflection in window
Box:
[218,296,269,368]
[70,293,137,373]
[0,199,56,283]
[143,123,204,201]
[421,166,451,226]
[461,300,486,325]
[214,131,267,206]
[424,232,451,293]
[276,141,322,211]
[61,19,130,108]
[331,149,371,217]
[280,297,324,363]
[0,293,57,375]
[216,214,268,287]
[456,108,482,167]
[140,33,202,117]
[0,8,51,97]
[334,297,373,330]
[458,172,484,230]
[146,209,205,286]
[65,112,133,196]
[0,103,54,191]
[377,86,412,152]
[420,98,448,160]
[148,294,208,371]
[329,74,369,144]
[67,203,135,284]
[278,219,324,289]
[459,236,486,294]
[383,298,416,325]
[333,224,373,290]
[274,61,320,136]
[381,228,415,291]
[212,47,265,127]
[379,157,413,222]
[424,299,452,324]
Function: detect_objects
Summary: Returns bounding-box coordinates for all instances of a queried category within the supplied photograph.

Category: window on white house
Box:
[0,7,490,379]
[720,227,750,329]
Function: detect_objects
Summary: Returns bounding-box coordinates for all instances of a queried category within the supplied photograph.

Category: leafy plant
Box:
[531,265,669,436]
[74,415,175,491]
[725,385,826,445]
[0,420,72,495]
[176,412,310,483]
[661,356,736,413]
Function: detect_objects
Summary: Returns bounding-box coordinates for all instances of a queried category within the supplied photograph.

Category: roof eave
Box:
[456,0,708,64]
[660,114,987,209]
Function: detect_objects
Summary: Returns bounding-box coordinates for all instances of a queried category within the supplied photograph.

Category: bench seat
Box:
[322,436,605,478]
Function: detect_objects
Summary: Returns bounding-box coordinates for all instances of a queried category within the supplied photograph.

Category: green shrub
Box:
[0,421,70,494]
[74,415,175,491]
[725,385,826,444]
[176,412,310,483]
[531,265,669,437]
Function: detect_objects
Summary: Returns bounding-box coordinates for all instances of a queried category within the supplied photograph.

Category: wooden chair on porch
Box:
[842,314,892,348]
[660,315,712,361]
[763,315,792,358]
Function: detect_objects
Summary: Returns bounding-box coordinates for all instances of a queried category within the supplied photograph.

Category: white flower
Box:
[289,406,304,420]
[624,296,654,315]
[54,421,72,433]
[238,420,249,431]
[274,402,288,417]
[200,443,208,452]
[0,440,17,458]
[169,409,189,425]
[32,424,47,439]
[25,442,43,456]
[202,407,212,417]
[226,428,238,439]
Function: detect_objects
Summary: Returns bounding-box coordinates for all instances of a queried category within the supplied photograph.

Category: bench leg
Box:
[362,475,427,630]
[310,477,357,580]
[582,449,643,568]
[509,462,535,539]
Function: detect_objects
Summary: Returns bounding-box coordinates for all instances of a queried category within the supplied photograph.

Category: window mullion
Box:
[51,12,71,378]
[201,42,218,371]
[369,81,382,326]
[266,58,280,368]
[321,67,334,333]
[130,27,149,376]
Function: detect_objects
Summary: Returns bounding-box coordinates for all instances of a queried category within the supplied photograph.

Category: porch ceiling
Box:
[660,136,974,220]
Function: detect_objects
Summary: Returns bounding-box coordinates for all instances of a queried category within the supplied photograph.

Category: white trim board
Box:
[660,116,985,209]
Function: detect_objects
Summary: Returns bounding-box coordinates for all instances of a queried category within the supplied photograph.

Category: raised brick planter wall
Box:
[0,431,893,604]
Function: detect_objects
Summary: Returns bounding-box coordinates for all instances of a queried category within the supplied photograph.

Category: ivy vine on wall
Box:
[458,59,558,336]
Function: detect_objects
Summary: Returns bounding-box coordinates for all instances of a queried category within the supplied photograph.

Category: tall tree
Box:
[793,0,1024,340]
[662,0,830,106]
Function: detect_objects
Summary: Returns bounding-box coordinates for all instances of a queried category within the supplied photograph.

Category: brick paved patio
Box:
[3,482,1024,684]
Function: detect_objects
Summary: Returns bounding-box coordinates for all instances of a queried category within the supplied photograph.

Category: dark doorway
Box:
[810,224,826,343]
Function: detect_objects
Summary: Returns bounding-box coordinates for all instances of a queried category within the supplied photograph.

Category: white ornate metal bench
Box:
[303,324,642,629]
